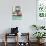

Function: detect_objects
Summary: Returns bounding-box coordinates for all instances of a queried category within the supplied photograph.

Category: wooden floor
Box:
[0,42,46,46]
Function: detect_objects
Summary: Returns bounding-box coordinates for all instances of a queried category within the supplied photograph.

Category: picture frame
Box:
[12,6,22,20]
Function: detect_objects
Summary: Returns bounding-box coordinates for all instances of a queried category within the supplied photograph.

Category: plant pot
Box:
[37,39,40,43]
[37,39,44,44]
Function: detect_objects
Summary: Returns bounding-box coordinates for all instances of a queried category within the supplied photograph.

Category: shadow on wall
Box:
[2,28,11,34]
[0,28,11,42]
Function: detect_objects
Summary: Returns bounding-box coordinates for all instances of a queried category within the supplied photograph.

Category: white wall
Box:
[0,0,36,42]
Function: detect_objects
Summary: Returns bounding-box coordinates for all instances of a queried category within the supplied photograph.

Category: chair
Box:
[18,33,30,46]
[4,27,19,46]
[4,33,18,46]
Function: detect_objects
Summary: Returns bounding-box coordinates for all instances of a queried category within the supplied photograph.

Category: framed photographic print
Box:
[37,0,46,18]
[12,6,22,20]
[36,0,46,27]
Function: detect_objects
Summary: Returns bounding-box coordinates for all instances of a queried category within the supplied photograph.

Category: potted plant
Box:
[33,32,46,43]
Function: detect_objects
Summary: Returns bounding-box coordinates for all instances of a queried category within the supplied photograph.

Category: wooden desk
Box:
[4,33,18,46]
[4,33,30,46]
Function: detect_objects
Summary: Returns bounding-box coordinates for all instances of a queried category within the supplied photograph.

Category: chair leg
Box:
[4,33,7,46]
[4,41,7,46]
[15,34,18,46]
